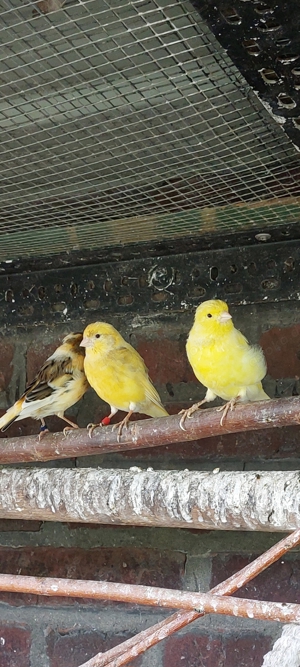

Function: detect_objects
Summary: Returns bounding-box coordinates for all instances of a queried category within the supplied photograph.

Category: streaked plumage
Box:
[81,322,168,438]
[0,332,88,436]
[180,299,269,429]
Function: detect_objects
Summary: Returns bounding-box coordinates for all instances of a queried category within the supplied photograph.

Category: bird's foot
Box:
[112,412,133,443]
[179,400,207,431]
[87,416,112,438]
[217,398,238,426]
[87,422,100,438]
[63,424,79,437]
[38,424,49,442]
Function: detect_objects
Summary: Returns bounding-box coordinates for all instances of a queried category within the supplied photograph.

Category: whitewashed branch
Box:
[262,625,300,667]
[0,468,299,531]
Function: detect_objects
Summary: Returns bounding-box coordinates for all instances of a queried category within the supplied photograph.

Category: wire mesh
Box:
[0,0,300,260]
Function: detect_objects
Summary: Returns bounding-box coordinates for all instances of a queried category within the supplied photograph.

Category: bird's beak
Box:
[218,311,232,323]
[80,337,92,348]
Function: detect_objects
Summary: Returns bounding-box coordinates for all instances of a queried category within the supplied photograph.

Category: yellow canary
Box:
[0,333,88,437]
[180,299,269,428]
[80,322,168,438]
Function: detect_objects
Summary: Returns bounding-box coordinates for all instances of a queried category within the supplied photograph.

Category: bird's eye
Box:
[95,333,101,339]
[207,313,212,318]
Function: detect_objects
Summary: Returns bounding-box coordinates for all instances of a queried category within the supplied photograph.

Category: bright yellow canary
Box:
[180,299,269,429]
[0,333,88,437]
[80,322,168,438]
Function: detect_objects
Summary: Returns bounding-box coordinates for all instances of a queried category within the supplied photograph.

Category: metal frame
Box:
[193,0,300,149]
[0,238,299,328]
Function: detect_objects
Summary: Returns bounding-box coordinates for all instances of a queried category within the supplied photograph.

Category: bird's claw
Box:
[87,422,100,438]
[112,420,128,443]
[219,410,226,427]
[216,398,237,426]
[88,416,113,438]
[179,409,189,431]
[112,413,133,442]
[38,428,49,442]
[179,408,196,431]
[63,426,74,437]
[178,400,206,431]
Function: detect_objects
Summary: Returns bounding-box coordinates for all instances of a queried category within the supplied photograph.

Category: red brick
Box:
[0,623,31,667]
[211,555,300,603]
[27,340,60,384]
[135,335,196,384]
[163,631,273,667]
[0,342,15,391]
[0,546,185,607]
[260,324,300,379]
[47,628,141,667]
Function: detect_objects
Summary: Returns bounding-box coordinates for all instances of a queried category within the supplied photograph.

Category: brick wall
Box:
[0,300,300,666]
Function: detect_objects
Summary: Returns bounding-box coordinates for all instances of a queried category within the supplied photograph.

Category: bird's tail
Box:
[146,402,169,418]
[248,383,270,402]
[0,400,23,432]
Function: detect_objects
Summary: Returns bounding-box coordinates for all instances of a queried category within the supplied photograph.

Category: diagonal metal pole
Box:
[78,529,300,667]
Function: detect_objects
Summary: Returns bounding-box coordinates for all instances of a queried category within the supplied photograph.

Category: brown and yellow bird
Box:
[80,322,168,439]
[0,332,88,437]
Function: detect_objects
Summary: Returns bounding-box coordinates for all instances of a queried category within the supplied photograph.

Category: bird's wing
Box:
[234,328,250,348]
[143,377,165,409]
[110,344,148,375]
[23,356,74,403]
[111,346,164,409]
[0,355,75,431]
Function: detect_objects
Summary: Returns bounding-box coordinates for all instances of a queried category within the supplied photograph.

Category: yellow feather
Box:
[81,322,168,420]
[186,299,269,403]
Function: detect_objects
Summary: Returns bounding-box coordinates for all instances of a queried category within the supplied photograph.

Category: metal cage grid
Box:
[0,0,300,260]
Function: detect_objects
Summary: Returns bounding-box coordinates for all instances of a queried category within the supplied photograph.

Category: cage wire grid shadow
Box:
[0,0,300,261]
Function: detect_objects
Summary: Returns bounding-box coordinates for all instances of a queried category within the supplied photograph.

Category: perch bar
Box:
[0,467,299,531]
[0,396,299,464]
[78,529,300,667]
[0,573,298,623]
